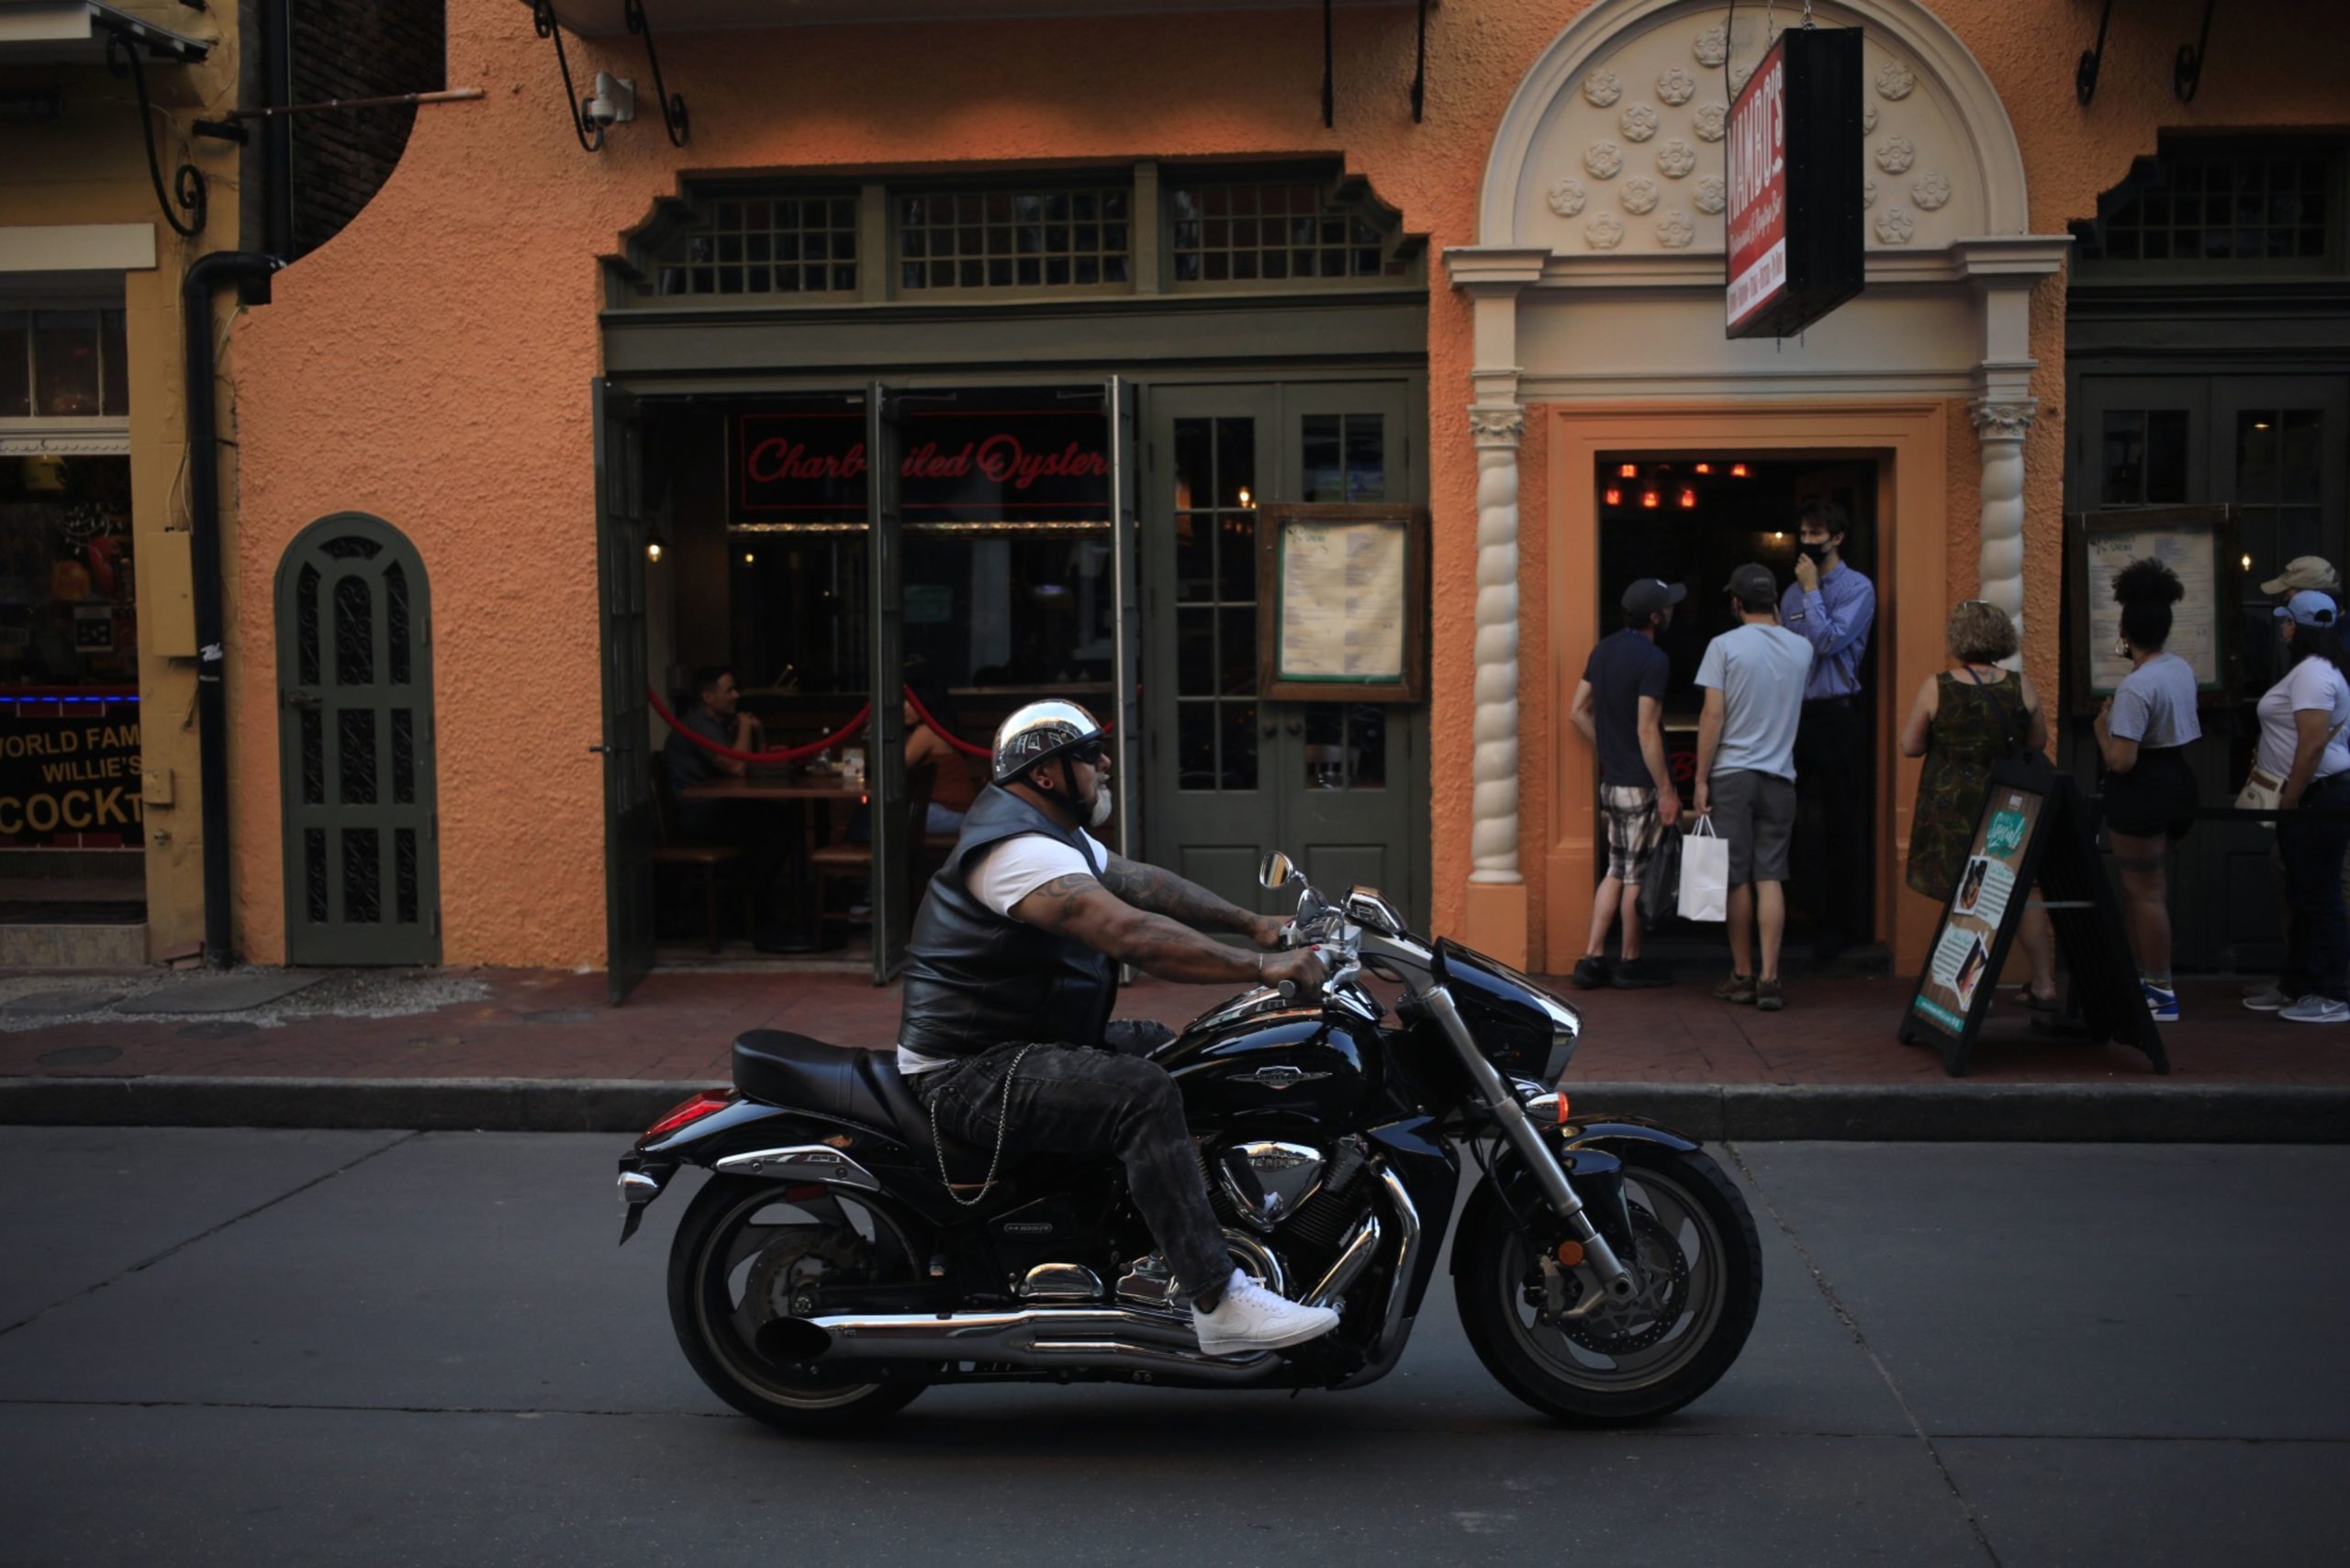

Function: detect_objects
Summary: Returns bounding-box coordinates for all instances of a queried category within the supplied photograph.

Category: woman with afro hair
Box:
[2092,558,2201,1023]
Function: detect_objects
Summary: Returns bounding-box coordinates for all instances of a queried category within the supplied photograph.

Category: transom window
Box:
[897,188,1132,291]
[0,308,129,419]
[651,195,858,297]
[1168,182,1407,286]
[612,164,1419,307]
[2074,141,2343,269]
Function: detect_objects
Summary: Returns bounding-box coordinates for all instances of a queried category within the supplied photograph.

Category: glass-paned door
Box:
[276,513,441,968]
[2070,372,2349,970]
[1144,382,1423,924]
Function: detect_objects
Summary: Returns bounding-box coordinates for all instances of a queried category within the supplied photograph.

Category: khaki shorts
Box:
[1709,767,1796,885]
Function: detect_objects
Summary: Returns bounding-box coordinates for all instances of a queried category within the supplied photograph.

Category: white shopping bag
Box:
[1679,816,1729,924]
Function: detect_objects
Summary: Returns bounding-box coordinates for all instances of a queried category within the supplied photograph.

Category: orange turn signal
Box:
[1556,1239,1585,1267]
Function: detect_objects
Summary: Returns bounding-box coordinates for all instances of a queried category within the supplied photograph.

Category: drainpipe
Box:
[183,252,282,969]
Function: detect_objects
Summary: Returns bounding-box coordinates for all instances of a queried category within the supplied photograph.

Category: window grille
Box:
[652,196,858,297]
[2075,145,2338,266]
[1167,182,1408,285]
[896,188,1132,291]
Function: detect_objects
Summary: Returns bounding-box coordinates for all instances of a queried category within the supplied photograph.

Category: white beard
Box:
[1088,785,1114,829]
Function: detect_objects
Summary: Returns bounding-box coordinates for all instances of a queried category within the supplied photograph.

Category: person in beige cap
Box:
[2261,557,2342,599]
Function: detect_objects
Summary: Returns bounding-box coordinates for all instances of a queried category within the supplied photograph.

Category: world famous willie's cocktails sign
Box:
[1726,25,1864,342]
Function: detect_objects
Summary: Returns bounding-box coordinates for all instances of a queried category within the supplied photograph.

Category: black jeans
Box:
[912,1041,1232,1309]
[2278,775,2350,1002]
[1794,695,1873,951]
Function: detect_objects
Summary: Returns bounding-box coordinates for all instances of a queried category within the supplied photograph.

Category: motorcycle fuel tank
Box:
[1154,996,1376,1122]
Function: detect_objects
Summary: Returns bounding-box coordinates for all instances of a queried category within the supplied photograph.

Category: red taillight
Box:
[643,1090,733,1139]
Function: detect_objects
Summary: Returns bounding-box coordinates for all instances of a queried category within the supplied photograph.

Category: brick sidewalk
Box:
[1,966,2339,1089]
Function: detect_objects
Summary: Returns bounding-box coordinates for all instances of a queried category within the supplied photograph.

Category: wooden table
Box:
[678,776,866,948]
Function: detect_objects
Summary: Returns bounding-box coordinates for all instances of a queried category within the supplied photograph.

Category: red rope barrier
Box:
[903,687,993,759]
[644,686,872,765]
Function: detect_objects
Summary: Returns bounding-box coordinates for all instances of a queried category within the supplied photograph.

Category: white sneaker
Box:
[1191,1268,1339,1356]
[2278,995,2350,1025]
[2243,985,2293,1013]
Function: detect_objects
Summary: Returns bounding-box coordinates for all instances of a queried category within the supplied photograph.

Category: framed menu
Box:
[1257,503,1427,703]
[2065,504,2241,715]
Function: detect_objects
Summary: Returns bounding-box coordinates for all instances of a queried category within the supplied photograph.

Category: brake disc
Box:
[1547,1204,1690,1355]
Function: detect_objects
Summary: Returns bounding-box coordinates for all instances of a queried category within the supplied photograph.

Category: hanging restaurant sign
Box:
[732,404,1110,525]
[1725,26,1864,341]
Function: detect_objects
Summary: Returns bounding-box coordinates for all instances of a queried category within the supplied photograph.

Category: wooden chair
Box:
[653,770,754,953]
[811,765,936,936]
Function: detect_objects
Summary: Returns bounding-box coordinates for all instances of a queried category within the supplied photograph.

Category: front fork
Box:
[1423,986,1639,1302]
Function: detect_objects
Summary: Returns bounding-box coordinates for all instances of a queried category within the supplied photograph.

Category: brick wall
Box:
[287,0,446,259]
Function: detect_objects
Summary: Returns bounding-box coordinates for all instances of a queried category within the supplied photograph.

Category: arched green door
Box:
[274,513,442,965]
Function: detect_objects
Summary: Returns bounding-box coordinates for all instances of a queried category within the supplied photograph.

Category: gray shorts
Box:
[1709,767,1796,885]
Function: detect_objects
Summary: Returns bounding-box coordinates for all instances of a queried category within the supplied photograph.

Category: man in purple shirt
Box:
[1777,500,1877,963]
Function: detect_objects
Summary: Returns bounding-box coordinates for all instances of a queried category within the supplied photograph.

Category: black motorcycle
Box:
[615,853,1762,1430]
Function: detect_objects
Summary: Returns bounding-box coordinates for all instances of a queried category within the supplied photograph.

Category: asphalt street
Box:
[4,1130,2344,1567]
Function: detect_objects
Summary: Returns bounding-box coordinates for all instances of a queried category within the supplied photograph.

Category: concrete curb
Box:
[2,1075,2345,1141]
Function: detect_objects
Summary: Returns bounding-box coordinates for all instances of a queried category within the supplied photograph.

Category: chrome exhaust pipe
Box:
[789,1304,1282,1383]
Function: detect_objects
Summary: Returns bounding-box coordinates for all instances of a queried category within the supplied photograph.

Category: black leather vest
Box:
[896,785,1117,1059]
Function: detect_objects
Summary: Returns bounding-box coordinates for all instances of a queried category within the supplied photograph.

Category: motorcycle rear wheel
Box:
[1454,1144,1762,1426]
[667,1174,930,1433]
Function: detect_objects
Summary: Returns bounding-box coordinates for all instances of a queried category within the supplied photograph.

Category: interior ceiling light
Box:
[1695,463,1713,475]
[1730,463,1750,477]
[1619,463,1639,478]
[1641,491,1660,510]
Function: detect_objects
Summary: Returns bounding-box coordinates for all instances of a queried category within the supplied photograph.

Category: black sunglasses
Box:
[1065,741,1106,767]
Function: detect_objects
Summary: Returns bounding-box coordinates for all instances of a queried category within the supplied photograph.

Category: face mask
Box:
[1798,542,1831,566]
[1088,783,1114,829]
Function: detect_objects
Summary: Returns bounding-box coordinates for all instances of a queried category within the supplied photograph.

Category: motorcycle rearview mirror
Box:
[1258,850,1301,890]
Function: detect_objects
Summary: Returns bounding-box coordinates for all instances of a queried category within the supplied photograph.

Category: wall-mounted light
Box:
[1619,463,1639,478]
[1770,530,1787,542]
[1679,488,1697,509]
[1604,487,1622,507]
[2242,553,2254,572]
[1237,487,1255,510]
[742,551,756,565]
[2253,420,2271,431]
[1695,463,1713,475]
[1640,490,1660,510]
[645,540,664,563]
[1730,463,1750,477]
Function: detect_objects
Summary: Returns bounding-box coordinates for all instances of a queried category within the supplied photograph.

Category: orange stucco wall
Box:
[229,0,2350,970]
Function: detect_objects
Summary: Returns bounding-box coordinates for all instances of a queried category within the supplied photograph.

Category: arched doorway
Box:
[274,512,441,965]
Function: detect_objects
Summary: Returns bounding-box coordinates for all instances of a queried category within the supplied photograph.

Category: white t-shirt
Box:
[898,828,1111,1075]
[2255,656,2350,782]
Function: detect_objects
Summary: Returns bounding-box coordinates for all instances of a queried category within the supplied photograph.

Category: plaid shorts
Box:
[1601,784,1662,884]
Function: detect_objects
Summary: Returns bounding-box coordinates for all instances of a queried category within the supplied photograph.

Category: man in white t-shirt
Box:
[895,700,1338,1356]
[1695,564,1816,1014]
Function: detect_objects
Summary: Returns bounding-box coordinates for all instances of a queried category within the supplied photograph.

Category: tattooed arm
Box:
[1013,874,1326,989]
[1099,855,1285,949]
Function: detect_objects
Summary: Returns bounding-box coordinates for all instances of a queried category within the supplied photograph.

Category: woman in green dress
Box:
[1898,600,2059,1010]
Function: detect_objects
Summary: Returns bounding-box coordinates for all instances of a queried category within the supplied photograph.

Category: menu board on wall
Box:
[1258,504,1427,703]
[2066,505,2239,713]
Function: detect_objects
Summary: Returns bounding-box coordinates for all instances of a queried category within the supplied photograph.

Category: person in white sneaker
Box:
[1193,1269,1340,1355]
[2246,592,2350,1025]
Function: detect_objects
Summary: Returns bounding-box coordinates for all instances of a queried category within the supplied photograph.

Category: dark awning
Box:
[0,1,210,63]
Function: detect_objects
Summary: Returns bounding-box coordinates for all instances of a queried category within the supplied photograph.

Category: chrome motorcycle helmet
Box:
[990,699,1107,787]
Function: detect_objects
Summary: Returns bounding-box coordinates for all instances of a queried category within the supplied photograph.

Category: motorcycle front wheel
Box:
[1454,1144,1762,1426]
[666,1174,931,1433]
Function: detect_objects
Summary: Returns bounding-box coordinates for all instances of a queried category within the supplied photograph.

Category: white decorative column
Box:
[1969,398,2035,659]
[1468,403,1527,883]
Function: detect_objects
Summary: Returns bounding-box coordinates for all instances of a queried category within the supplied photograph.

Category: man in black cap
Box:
[1568,577,1686,989]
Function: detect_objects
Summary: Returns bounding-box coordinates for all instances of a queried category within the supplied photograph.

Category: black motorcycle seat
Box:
[730,1030,1002,1186]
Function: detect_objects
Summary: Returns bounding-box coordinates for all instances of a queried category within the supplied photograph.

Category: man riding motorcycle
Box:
[898,700,1340,1355]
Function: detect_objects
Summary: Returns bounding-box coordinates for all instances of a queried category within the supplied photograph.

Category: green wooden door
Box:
[275,513,441,966]
[595,379,658,1002]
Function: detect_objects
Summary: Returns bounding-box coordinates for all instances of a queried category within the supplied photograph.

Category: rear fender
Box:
[616,1095,901,1245]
